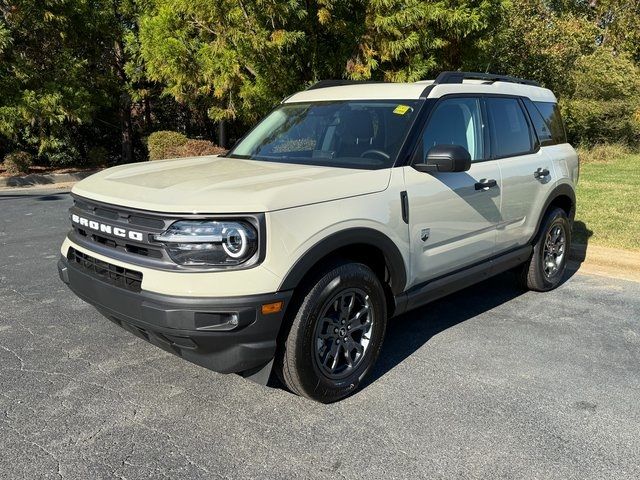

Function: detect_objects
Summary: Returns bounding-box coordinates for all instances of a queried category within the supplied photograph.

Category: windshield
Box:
[227,100,421,169]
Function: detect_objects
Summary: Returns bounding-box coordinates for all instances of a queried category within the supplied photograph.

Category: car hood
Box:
[72,156,392,213]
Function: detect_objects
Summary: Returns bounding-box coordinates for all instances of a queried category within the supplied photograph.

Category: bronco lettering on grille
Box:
[71,214,144,242]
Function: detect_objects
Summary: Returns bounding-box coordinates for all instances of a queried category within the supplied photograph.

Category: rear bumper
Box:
[58,255,292,375]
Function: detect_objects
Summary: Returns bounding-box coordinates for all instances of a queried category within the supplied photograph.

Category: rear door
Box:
[403,96,502,286]
[488,97,557,252]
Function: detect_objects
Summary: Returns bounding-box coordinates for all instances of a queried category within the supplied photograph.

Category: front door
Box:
[403,96,501,288]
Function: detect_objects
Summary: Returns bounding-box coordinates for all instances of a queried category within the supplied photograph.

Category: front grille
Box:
[70,196,170,264]
[68,247,143,292]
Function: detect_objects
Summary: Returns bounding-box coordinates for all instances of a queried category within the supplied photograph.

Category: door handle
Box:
[534,168,550,179]
[475,179,497,191]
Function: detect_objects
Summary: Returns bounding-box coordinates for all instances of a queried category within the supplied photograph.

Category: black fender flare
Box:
[278,227,408,295]
[529,183,576,244]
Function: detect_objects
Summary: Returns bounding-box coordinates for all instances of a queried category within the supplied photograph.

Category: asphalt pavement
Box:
[1,188,639,479]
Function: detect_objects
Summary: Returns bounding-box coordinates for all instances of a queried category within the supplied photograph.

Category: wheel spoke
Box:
[341,292,356,318]
[348,320,371,334]
[322,342,337,367]
[314,287,375,379]
[343,344,354,368]
[330,343,342,371]
[350,305,369,322]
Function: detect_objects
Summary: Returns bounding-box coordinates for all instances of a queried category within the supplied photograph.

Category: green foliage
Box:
[2,151,33,175]
[0,1,115,163]
[350,0,508,81]
[147,130,188,160]
[562,50,640,146]
[2,0,640,164]
[474,0,598,96]
[138,0,366,124]
[86,147,110,168]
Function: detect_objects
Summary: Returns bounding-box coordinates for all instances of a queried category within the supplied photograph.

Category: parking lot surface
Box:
[1,189,639,479]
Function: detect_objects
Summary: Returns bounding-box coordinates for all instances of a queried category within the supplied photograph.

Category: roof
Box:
[284,79,557,104]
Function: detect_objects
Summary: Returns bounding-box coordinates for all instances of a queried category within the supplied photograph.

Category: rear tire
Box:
[277,262,387,403]
[518,207,571,292]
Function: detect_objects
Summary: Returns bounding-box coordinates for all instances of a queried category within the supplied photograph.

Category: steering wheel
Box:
[360,149,390,160]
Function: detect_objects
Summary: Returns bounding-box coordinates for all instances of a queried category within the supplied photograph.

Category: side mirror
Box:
[413,144,471,173]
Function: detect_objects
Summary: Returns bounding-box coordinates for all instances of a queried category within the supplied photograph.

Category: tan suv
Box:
[58,71,578,402]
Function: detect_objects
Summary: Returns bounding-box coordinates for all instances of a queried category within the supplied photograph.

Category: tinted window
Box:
[534,101,567,144]
[486,97,534,158]
[420,97,485,161]
[523,98,553,146]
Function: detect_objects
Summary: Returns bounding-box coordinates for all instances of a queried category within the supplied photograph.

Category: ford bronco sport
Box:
[58,71,578,403]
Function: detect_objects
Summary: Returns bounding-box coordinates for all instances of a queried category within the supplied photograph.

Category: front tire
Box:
[277,262,387,403]
[518,207,571,292]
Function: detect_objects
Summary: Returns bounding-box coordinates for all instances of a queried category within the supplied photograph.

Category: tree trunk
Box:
[218,120,227,148]
[143,95,152,132]
[114,36,134,163]
[120,92,134,164]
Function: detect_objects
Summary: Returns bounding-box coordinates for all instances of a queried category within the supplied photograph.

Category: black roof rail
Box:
[306,79,383,90]
[433,71,540,87]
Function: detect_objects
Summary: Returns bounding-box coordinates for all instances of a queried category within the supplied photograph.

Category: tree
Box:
[0,0,115,165]
[137,0,367,136]
[562,48,640,145]
[473,0,598,96]
[348,0,508,82]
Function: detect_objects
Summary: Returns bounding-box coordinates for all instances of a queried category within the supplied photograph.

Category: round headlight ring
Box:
[222,226,249,259]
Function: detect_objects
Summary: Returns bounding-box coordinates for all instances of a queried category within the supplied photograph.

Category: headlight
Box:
[154,220,258,267]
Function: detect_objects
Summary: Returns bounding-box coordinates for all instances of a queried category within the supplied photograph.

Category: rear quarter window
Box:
[534,101,567,144]
[523,98,553,146]
[486,97,534,158]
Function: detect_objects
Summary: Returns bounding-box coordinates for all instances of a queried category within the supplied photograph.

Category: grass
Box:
[574,149,640,251]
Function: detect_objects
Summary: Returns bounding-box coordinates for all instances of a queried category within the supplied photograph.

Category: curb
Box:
[0,170,98,188]
[569,243,640,282]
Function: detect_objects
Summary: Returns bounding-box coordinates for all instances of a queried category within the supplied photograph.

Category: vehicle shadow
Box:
[570,220,593,264]
[269,266,580,397]
[362,267,579,389]
[0,192,70,201]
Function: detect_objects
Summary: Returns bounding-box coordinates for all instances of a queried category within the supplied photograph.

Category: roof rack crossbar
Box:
[433,71,540,87]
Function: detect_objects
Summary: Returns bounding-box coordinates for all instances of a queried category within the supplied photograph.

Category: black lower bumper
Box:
[58,255,292,376]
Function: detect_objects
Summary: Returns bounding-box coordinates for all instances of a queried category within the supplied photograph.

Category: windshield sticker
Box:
[393,104,412,115]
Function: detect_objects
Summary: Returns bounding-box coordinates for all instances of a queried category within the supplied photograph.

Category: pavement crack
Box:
[0,366,143,409]
[130,421,228,479]
[1,420,64,479]
[0,344,25,369]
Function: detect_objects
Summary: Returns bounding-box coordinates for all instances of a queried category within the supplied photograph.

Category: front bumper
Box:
[58,255,292,376]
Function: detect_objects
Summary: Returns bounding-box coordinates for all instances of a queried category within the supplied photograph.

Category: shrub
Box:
[3,151,33,175]
[44,144,81,167]
[86,146,109,168]
[147,132,225,160]
[147,131,188,160]
[563,49,640,146]
[175,139,226,158]
[563,98,640,146]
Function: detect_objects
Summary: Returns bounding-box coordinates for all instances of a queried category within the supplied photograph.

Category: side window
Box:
[534,101,567,144]
[486,97,534,158]
[523,98,553,146]
[420,97,485,162]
